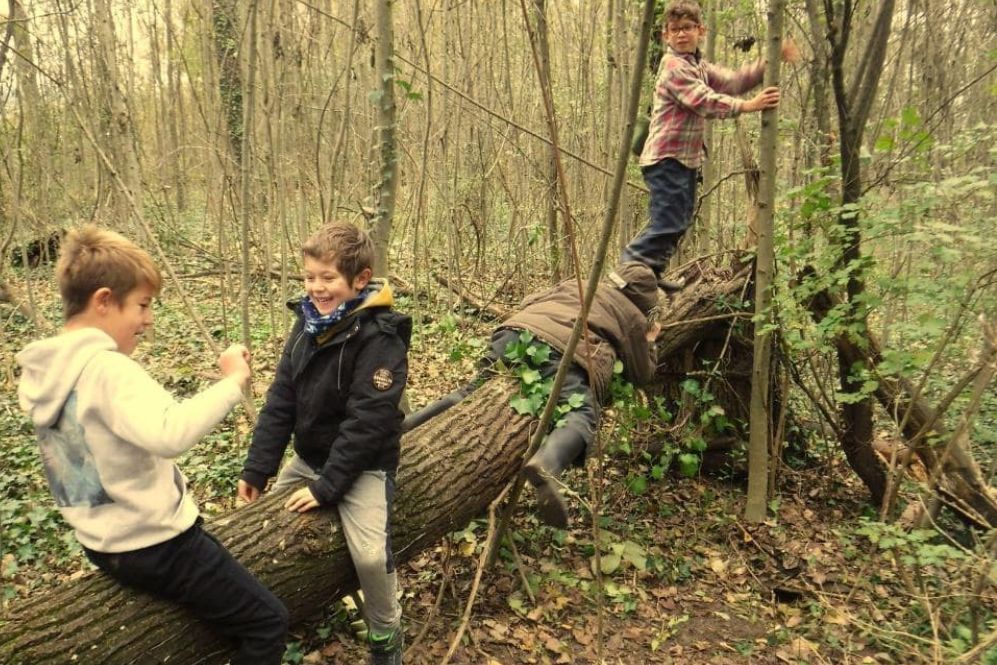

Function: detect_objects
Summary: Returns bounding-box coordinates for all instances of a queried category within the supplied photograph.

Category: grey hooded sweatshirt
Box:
[17,328,243,553]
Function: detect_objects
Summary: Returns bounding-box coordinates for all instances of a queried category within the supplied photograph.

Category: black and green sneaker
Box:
[369,627,404,665]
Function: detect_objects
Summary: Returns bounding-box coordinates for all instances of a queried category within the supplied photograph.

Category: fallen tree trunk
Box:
[0,378,532,664]
[0,266,758,664]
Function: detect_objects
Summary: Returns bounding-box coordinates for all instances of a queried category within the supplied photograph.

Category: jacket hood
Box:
[356,278,394,311]
[608,262,660,316]
[17,328,117,428]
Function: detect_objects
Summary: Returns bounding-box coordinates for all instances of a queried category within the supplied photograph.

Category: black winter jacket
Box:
[241,281,411,506]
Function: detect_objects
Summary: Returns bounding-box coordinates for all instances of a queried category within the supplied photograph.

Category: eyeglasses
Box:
[666,23,701,35]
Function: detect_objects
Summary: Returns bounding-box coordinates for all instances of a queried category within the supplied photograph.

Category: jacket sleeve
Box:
[663,56,753,119]
[241,330,299,491]
[612,301,656,388]
[624,334,656,388]
[309,327,408,506]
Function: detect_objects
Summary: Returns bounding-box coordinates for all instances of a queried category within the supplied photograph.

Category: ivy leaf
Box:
[678,453,700,477]
[627,475,648,495]
[520,368,542,385]
[566,392,586,409]
[622,541,648,572]
[527,343,551,366]
[510,396,534,415]
[598,553,622,575]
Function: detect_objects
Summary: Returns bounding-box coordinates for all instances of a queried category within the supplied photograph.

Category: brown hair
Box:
[56,225,162,320]
[665,0,703,25]
[301,222,375,281]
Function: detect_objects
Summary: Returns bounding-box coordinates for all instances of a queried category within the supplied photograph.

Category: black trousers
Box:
[84,521,288,665]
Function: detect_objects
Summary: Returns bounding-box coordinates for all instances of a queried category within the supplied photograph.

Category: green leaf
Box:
[627,475,648,495]
[520,368,542,385]
[599,553,622,575]
[688,437,707,452]
[510,396,534,415]
[678,453,700,477]
[508,594,527,615]
[566,392,586,409]
[901,106,922,128]
[622,541,648,571]
[874,134,895,152]
[527,343,551,366]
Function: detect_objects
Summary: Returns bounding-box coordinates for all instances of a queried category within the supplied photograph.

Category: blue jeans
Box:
[621,157,699,276]
[84,521,288,665]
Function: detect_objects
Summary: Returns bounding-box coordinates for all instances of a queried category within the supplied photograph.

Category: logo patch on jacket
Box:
[372,368,394,391]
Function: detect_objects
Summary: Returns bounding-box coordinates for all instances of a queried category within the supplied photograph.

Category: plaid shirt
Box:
[640,47,765,169]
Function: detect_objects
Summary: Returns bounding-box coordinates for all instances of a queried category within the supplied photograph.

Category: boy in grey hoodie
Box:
[17,225,287,664]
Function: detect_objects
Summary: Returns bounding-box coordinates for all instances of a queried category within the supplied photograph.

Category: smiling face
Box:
[303,255,371,316]
[664,19,705,54]
[99,283,156,356]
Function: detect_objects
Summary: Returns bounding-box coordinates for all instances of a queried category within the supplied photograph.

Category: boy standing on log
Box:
[238,222,410,665]
[403,262,662,529]
[16,225,288,664]
[622,0,799,276]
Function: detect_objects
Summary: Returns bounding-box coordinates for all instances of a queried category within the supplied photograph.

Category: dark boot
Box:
[369,627,404,665]
[522,430,587,529]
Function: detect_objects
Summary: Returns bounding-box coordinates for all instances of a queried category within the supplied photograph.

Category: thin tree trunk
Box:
[212,0,243,162]
[745,0,786,522]
[821,0,897,505]
[697,0,719,253]
[534,0,561,282]
[93,0,143,227]
[239,0,259,373]
[372,0,398,276]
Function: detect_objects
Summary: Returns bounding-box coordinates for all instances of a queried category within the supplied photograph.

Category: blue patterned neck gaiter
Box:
[301,287,372,337]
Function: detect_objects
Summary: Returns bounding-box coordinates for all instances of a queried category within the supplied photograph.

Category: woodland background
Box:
[1,0,996,663]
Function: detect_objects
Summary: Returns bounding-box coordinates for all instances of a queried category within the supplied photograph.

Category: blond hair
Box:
[301,222,374,281]
[56,225,162,320]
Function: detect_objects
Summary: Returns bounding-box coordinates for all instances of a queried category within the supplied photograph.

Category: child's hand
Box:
[743,87,781,112]
[285,487,320,513]
[646,321,662,343]
[237,479,261,504]
[219,344,251,386]
[781,38,801,64]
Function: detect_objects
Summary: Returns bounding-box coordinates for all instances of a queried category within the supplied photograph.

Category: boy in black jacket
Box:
[238,222,410,665]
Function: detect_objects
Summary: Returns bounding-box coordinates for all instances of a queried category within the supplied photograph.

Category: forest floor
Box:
[297,457,895,665]
[1,268,990,664]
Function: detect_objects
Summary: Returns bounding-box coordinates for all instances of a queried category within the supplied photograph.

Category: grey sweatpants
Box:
[274,456,401,634]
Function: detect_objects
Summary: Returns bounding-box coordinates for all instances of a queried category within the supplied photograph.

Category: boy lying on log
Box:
[404,262,662,528]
